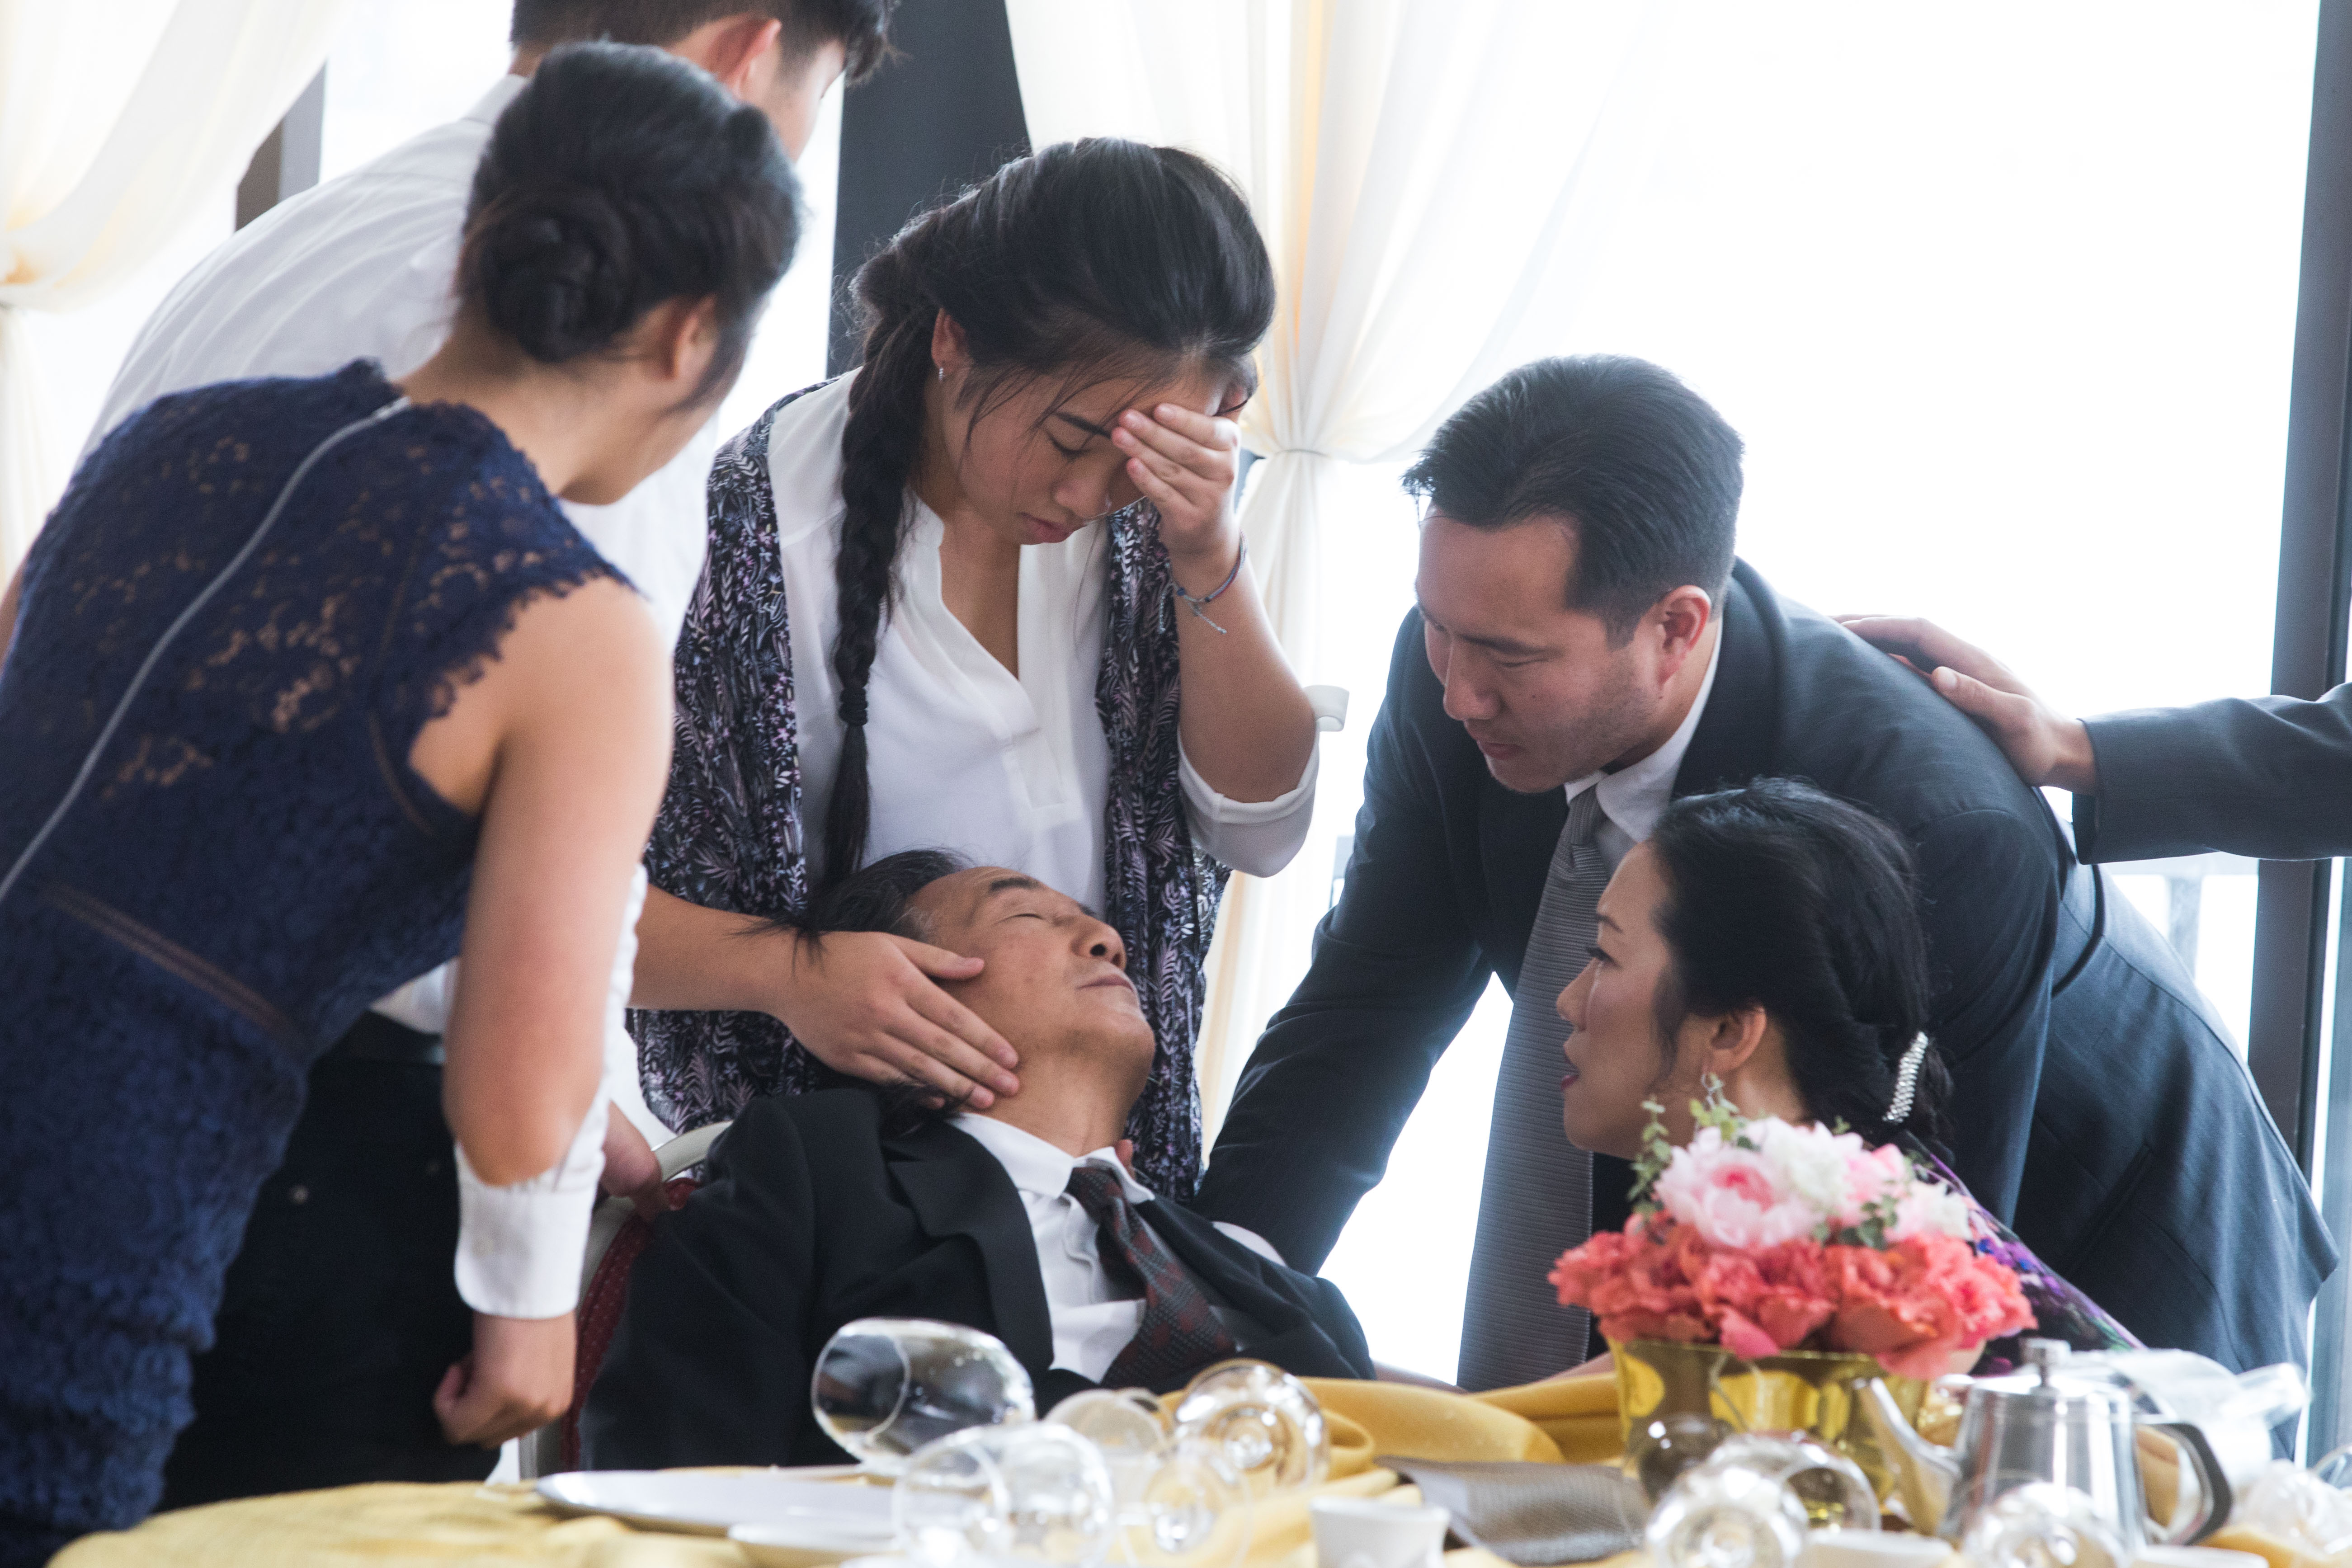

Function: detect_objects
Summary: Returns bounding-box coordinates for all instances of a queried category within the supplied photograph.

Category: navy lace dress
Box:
[0,361,621,1559]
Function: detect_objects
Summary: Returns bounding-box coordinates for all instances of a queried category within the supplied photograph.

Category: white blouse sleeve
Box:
[1177,740,1319,877]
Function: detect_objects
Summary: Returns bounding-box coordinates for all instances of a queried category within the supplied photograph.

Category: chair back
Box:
[515,1119,732,1478]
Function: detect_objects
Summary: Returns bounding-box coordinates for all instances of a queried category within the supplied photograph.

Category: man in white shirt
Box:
[581,852,1372,1468]
[119,0,895,1508]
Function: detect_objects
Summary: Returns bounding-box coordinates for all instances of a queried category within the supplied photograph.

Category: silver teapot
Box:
[1857,1338,2234,1549]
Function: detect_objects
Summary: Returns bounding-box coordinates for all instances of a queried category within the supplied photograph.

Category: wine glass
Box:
[1169,1361,1329,1500]
[1644,1462,1810,1568]
[1049,1388,1247,1568]
[893,1422,1119,1568]
[1697,1432,1879,1531]
[813,1318,1036,1469]
[1952,1482,2129,1568]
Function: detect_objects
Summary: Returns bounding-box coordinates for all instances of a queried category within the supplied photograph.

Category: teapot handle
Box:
[2147,1420,2234,1545]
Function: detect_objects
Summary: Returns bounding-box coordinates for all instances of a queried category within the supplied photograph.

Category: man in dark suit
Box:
[583,853,1371,1468]
[1839,614,2352,862]
[1195,356,2332,1386]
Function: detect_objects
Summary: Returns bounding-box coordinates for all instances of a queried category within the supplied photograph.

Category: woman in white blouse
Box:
[628,138,1314,1196]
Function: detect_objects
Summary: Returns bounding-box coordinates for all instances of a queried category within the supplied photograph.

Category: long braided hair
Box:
[821,138,1275,885]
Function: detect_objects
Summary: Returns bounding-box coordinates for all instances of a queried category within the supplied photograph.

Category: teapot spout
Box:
[1858,1376,1961,1532]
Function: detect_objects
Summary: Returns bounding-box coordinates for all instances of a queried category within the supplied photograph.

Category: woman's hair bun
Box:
[457,41,801,400]
[467,185,638,363]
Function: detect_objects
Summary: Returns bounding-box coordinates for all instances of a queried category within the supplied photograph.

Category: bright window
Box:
[1284,2,2320,1381]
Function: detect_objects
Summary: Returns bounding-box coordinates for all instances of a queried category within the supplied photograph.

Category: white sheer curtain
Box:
[0,0,348,579]
[1006,0,1678,1118]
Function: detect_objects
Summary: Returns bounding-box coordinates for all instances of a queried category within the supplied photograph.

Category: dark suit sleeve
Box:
[2075,688,2352,862]
[1195,615,1492,1271]
[1910,809,2063,1221]
[581,1099,819,1467]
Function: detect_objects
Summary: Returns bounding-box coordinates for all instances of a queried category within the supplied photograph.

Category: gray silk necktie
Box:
[1457,786,1612,1391]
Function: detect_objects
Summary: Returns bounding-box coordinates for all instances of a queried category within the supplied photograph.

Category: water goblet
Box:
[1700,1432,1879,1532]
[1049,1388,1246,1568]
[1170,1360,1329,1500]
[814,1318,1036,1471]
[894,1422,1118,1568]
[1627,1410,1733,1502]
[1644,1462,1810,1568]
[1952,1483,2128,1568]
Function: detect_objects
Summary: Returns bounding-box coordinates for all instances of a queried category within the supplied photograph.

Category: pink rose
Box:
[1653,1129,1818,1250]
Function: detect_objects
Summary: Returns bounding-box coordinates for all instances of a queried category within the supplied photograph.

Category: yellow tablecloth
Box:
[54,1377,1630,1568]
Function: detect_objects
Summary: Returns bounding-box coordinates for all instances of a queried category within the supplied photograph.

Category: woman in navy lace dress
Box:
[0,45,796,1559]
[1550,780,2135,1372]
[627,141,1320,1201]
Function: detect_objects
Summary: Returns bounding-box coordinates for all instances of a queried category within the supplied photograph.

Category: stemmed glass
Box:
[1697,1433,1879,1531]
[1952,1482,2130,1568]
[1048,1388,1249,1568]
[894,1423,1119,1568]
[1169,1361,1329,1501]
[813,1318,1037,1471]
[1643,1461,1810,1568]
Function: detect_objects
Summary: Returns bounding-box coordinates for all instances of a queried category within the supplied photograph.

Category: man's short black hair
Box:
[510,0,895,83]
[1403,355,1744,640]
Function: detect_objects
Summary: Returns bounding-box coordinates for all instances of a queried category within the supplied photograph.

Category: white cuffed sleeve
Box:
[1177,739,1320,877]
[450,867,648,1319]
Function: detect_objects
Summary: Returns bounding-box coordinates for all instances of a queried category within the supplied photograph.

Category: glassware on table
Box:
[813,1318,1036,1470]
[1951,1481,2128,1568]
[2239,1459,2352,1559]
[1644,1461,1810,1568]
[894,1422,1118,1568]
[1049,1389,1247,1568]
[1170,1361,1329,1500]
[1698,1433,1880,1532]
[1627,1410,1735,1502]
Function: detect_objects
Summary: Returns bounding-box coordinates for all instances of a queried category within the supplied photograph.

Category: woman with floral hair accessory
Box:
[1550,777,2132,1374]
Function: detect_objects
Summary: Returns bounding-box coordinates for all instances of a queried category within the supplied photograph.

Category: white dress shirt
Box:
[89,75,715,649]
[90,75,714,1318]
[947,1113,1280,1380]
[1562,630,1724,866]
[765,374,1317,902]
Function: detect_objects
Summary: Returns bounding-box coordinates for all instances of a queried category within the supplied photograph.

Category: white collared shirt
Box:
[1561,630,1724,866]
[89,76,715,650]
[948,1112,1281,1380]
[765,374,1317,904]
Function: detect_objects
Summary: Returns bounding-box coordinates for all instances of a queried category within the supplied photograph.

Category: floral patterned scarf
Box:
[627,385,1228,1198]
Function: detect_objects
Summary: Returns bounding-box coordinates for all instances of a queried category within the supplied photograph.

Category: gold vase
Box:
[1612,1338,1928,1511]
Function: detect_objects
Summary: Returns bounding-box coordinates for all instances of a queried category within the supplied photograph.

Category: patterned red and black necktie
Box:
[1065,1163,1237,1390]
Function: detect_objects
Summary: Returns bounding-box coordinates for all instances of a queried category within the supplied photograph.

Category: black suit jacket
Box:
[2076,685,2352,862]
[1197,562,2332,1372]
[582,1089,1372,1468]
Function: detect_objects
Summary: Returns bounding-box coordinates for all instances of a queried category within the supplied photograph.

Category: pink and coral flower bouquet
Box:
[1550,1096,2033,1378]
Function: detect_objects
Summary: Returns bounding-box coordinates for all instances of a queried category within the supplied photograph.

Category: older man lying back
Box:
[582,851,1373,1467]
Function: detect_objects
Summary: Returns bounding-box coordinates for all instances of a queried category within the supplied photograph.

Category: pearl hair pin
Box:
[1885,1032,1931,1125]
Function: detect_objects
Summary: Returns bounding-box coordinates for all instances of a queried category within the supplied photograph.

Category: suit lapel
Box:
[1139,1202,1361,1378]
[1674,562,1782,799]
[883,1122,1057,1382]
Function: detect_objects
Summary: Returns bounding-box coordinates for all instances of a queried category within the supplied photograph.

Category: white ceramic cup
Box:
[1798,1532,1956,1568]
[1309,1497,1451,1568]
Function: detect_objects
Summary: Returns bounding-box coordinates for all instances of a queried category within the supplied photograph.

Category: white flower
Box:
[1889,1181,1977,1242]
